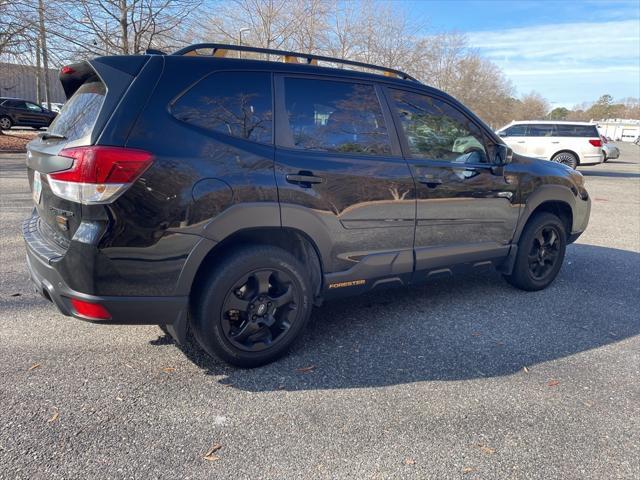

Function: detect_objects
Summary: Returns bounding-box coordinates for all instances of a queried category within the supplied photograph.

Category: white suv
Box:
[497,121,603,169]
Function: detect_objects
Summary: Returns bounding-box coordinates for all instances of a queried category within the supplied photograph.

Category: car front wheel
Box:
[504,212,567,291]
[191,245,313,367]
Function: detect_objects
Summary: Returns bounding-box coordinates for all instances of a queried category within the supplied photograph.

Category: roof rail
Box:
[171,43,418,82]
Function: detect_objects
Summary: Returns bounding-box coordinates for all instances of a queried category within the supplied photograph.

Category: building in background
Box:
[597,119,640,142]
[0,62,65,104]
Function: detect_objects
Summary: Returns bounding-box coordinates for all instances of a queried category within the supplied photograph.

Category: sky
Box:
[405,0,640,107]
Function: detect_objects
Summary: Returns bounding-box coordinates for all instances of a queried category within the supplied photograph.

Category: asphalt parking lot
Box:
[1,144,639,479]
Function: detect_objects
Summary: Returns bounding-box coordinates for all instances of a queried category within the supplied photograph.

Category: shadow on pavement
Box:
[581,170,640,178]
[163,243,640,391]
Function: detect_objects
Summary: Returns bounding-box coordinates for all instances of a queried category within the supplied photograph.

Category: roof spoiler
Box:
[59,56,150,99]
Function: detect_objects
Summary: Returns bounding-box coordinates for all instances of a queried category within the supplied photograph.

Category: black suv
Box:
[0,97,57,130]
[23,44,591,367]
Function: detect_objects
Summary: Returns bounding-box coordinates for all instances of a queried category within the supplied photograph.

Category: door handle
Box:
[286,172,324,187]
[516,141,526,143]
[551,141,560,144]
[419,177,443,188]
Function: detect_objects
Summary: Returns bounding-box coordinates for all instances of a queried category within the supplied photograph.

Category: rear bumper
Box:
[580,153,604,165]
[25,239,187,325]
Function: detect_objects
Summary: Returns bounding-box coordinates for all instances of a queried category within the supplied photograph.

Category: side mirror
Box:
[498,131,507,137]
[494,143,513,165]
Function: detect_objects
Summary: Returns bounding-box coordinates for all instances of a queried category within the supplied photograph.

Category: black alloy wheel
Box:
[527,224,561,281]
[503,212,567,291]
[221,268,299,352]
[191,245,313,367]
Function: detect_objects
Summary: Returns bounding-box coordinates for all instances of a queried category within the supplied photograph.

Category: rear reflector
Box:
[70,298,111,320]
[60,66,75,75]
[589,139,602,147]
[48,146,153,204]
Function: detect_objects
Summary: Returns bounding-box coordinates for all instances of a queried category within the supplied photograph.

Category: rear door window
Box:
[528,124,557,137]
[281,77,392,156]
[47,81,106,141]
[171,71,273,144]
[555,124,599,137]
[4,100,26,109]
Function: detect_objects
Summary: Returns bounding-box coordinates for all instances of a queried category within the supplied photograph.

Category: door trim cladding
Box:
[414,242,510,272]
[512,184,578,243]
[323,249,414,298]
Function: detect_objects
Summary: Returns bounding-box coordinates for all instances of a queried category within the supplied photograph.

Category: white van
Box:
[497,121,603,169]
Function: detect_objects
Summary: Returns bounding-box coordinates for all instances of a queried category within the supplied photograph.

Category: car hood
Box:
[509,152,584,187]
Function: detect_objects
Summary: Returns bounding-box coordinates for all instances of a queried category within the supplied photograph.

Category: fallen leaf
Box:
[47,409,59,423]
[28,363,41,371]
[548,379,560,387]
[161,367,176,373]
[477,444,495,455]
[523,366,529,373]
[296,365,315,373]
[471,332,481,337]
[204,443,222,461]
[403,457,416,465]
[463,467,475,474]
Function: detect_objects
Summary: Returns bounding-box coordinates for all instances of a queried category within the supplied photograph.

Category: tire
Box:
[0,116,12,130]
[551,151,578,169]
[191,245,313,367]
[503,212,567,291]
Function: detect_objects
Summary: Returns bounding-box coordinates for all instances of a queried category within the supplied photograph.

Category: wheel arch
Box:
[513,185,576,244]
[177,227,325,304]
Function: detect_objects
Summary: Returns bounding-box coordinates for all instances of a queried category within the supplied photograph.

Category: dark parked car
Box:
[23,44,591,367]
[0,97,57,130]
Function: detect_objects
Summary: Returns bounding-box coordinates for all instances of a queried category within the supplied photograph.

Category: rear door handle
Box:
[516,141,526,143]
[419,177,443,188]
[286,172,324,187]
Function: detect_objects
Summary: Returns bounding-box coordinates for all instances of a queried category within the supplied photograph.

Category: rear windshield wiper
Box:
[39,132,67,141]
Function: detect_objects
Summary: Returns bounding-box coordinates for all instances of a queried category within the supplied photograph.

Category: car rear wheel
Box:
[191,245,313,367]
[0,116,12,130]
[503,212,567,291]
[551,152,578,169]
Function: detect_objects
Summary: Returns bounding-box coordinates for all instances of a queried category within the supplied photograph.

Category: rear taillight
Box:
[48,146,153,204]
[589,139,602,147]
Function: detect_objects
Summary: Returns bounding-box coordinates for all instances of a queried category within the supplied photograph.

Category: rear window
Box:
[47,81,106,141]
[555,124,599,137]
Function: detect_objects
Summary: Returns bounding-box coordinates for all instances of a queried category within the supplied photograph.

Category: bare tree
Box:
[52,0,202,59]
[513,91,550,120]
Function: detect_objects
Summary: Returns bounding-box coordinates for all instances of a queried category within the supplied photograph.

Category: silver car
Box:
[602,137,620,162]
